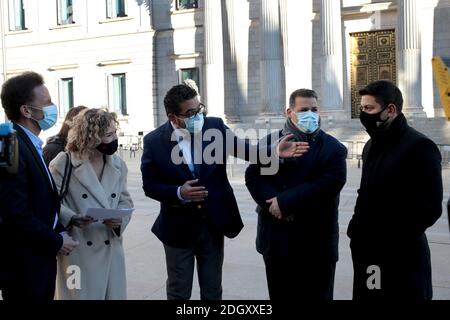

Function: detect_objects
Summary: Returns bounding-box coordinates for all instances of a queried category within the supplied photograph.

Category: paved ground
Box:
[2,149,446,301]
[121,149,450,300]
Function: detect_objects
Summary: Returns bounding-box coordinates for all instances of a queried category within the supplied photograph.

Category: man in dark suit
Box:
[245,89,347,300]
[348,80,443,300]
[0,72,78,301]
[141,84,308,300]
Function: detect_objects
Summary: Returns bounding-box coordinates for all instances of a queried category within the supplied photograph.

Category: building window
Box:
[8,0,26,31]
[179,68,200,94]
[176,0,198,10]
[57,0,74,25]
[106,0,127,19]
[59,78,74,118]
[109,74,127,115]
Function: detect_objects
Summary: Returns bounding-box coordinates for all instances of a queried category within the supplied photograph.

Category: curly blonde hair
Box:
[66,108,119,159]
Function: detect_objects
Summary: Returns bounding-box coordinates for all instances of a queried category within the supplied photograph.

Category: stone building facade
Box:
[1,0,449,143]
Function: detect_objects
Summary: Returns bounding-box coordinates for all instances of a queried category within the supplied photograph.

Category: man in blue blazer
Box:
[141,84,308,300]
[0,72,78,301]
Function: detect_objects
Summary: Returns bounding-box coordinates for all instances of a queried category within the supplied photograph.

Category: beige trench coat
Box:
[49,151,133,300]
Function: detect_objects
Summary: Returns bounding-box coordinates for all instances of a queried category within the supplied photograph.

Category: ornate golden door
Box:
[350,29,396,118]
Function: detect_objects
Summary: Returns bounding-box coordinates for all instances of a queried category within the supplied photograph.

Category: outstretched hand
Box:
[276,134,309,158]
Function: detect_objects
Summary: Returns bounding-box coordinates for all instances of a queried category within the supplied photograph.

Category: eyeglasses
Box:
[27,103,54,111]
[176,103,207,118]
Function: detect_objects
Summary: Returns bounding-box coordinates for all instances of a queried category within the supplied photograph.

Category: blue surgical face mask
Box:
[296,111,320,134]
[28,104,58,131]
[184,113,204,134]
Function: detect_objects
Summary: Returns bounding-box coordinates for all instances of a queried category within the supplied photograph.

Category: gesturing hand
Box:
[276,134,309,158]
[181,179,208,202]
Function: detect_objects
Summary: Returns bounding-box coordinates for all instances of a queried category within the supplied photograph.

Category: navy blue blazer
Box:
[141,117,261,248]
[0,124,64,297]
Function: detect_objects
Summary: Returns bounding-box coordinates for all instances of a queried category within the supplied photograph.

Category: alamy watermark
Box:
[366,265,381,290]
[170,127,284,176]
[66,265,81,290]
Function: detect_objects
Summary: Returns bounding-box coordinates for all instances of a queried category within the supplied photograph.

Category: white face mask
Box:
[296,111,320,134]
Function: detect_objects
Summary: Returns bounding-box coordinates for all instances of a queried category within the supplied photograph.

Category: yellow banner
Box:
[432,56,450,119]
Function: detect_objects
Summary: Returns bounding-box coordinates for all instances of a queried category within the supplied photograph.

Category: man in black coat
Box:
[0,72,78,301]
[245,89,347,300]
[141,84,307,300]
[348,80,443,300]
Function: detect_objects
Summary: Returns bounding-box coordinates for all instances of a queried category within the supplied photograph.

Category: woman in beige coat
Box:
[49,108,133,300]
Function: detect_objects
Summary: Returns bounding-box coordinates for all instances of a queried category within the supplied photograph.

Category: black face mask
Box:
[96,139,118,155]
[359,108,388,132]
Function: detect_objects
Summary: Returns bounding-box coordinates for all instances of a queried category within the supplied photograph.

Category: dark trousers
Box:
[1,259,56,301]
[163,223,224,300]
[1,286,54,301]
[263,255,336,300]
[350,238,433,300]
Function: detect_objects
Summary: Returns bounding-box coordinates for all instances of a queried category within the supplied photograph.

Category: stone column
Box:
[204,0,225,118]
[320,0,344,112]
[397,0,425,116]
[420,0,438,117]
[260,0,284,115]
[280,0,313,105]
[224,0,249,122]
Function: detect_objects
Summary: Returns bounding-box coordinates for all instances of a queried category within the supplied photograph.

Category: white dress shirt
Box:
[170,122,198,202]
